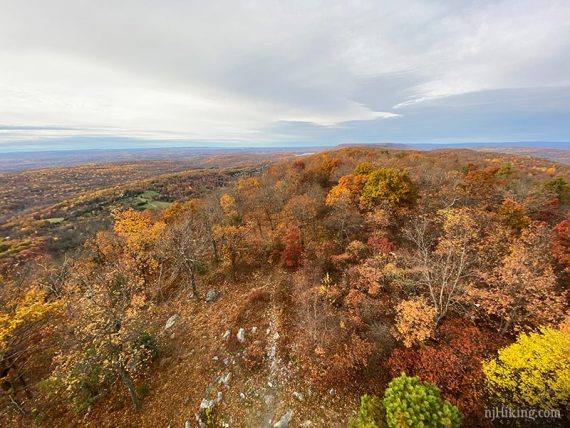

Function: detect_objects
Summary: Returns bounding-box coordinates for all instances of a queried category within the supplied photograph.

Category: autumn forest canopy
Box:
[0,147,569,427]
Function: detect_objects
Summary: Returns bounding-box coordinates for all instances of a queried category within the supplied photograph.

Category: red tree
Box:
[386,319,505,425]
[282,225,303,269]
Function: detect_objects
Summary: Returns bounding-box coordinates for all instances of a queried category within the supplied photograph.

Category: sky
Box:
[1,0,570,151]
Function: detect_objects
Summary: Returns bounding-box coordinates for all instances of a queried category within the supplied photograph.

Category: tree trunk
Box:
[17,371,32,399]
[210,235,219,263]
[118,367,141,411]
[190,266,199,301]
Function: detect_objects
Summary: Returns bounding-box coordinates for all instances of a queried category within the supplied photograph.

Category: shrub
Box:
[483,327,570,409]
[383,374,462,428]
[348,394,387,428]
[133,331,159,362]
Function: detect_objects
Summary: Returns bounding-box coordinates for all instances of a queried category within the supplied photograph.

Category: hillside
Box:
[1,147,569,427]
[0,153,289,270]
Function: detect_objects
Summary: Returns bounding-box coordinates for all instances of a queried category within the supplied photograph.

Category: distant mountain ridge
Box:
[1,142,569,172]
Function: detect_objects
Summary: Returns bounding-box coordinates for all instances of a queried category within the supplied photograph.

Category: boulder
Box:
[205,290,220,303]
[237,327,246,343]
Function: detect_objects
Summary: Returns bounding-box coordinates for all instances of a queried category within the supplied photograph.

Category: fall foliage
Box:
[1,146,569,426]
[483,326,570,409]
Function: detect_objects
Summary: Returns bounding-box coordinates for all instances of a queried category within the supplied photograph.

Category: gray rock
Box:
[218,372,232,386]
[251,326,258,334]
[164,314,178,330]
[274,409,293,428]
[205,290,220,303]
[195,413,206,428]
[185,421,191,428]
[300,422,313,428]
[199,391,222,410]
[237,327,246,343]
[293,391,304,402]
[199,398,214,410]
[222,330,231,341]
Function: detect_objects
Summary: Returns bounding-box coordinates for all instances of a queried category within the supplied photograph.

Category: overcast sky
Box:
[1,0,570,150]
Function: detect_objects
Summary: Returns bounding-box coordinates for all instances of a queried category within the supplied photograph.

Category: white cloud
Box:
[0,0,569,145]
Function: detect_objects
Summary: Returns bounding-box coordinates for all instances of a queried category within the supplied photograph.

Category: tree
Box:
[469,222,566,333]
[112,209,166,284]
[383,374,462,428]
[393,298,436,348]
[158,209,209,299]
[483,327,570,409]
[0,283,61,407]
[497,198,529,232]
[386,320,503,423]
[552,212,570,276]
[545,177,569,202]
[49,247,157,412]
[360,168,417,210]
[211,193,249,281]
[461,167,498,207]
[282,193,321,230]
[326,174,367,207]
[281,225,303,269]
[349,394,386,428]
[354,162,374,176]
[404,208,480,324]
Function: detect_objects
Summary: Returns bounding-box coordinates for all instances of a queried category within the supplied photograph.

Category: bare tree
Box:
[404,209,480,325]
[159,212,209,300]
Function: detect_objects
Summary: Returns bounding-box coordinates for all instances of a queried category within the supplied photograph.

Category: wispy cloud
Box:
[0,0,569,148]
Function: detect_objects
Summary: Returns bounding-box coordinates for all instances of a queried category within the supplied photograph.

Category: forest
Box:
[0,147,569,427]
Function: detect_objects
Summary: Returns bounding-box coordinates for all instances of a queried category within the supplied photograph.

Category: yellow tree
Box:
[50,255,157,412]
[0,279,60,405]
[213,194,248,281]
[360,168,417,210]
[112,209,166,285]
[483,326,570,409]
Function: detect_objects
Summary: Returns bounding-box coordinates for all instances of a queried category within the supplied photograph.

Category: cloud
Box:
[0,0,569,147]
